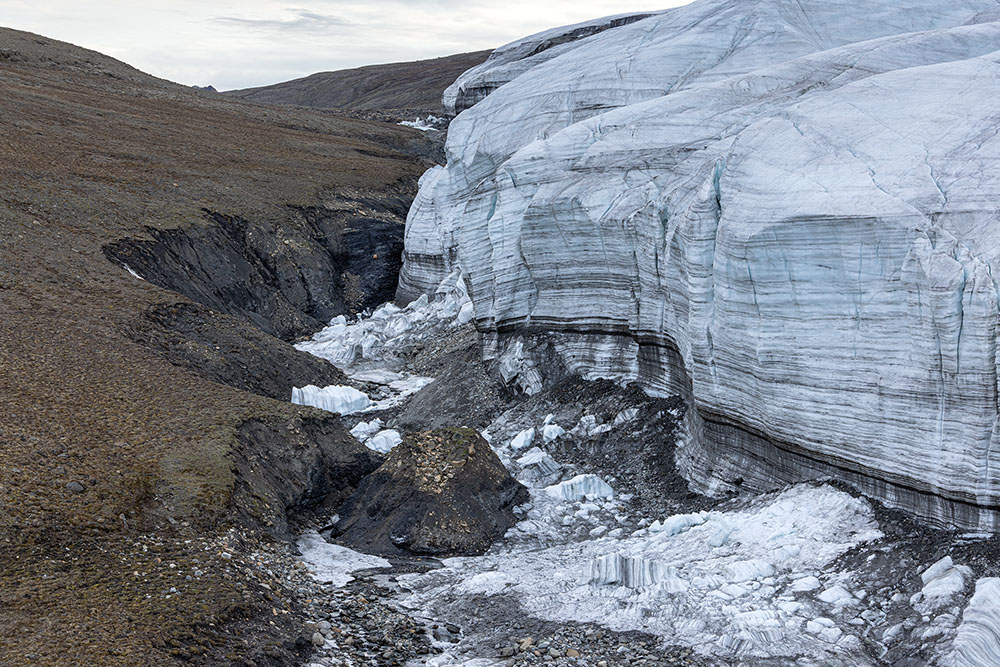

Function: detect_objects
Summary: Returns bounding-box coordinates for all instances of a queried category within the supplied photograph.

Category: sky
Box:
[0,1,689,91]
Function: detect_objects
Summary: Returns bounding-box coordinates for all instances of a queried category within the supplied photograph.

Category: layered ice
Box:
[399,0,1000,529]
[291,384,371,415]
[951,578,1000,667]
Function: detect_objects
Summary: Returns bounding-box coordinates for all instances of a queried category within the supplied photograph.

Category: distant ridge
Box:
[225,50,492,112]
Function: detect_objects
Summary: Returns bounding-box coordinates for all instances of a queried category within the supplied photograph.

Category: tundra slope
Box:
[0,26,435,665]
[399,0,1000,531]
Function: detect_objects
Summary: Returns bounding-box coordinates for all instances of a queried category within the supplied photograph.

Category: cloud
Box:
[212,9,350,34]
[0,0,688,89]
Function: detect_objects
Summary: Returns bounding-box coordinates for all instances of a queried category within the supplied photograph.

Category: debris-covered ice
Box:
[399,484,884,664]
[298,530,390,587]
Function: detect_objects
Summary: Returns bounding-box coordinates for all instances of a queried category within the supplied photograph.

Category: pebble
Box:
[311,632,325,647]
[66,481,85,493]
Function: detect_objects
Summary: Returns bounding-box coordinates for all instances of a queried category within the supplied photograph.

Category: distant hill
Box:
[225,50,491,112]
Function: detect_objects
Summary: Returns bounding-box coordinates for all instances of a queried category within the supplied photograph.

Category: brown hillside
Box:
[225,50,491,112]
[0,26,434,665]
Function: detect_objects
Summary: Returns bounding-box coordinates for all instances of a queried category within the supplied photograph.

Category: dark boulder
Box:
[331,427,528,557]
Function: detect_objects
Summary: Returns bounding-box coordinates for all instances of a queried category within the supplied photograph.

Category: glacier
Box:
[398,0,1000,530]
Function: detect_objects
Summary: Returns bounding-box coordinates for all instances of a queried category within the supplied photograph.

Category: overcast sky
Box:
[0,1,689,90]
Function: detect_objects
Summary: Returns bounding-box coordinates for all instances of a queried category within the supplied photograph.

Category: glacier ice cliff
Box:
[398,0,1000,530]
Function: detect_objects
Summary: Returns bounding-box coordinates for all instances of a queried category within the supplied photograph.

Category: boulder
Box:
[332,427,528,556]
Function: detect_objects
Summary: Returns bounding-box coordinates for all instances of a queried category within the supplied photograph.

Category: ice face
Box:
[399,0,1000,530]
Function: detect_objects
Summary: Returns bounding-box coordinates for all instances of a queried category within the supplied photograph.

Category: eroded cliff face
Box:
[398,0,1000,530]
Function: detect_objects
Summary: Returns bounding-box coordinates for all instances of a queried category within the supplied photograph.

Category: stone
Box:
[65,481,85,493]
[332,428,529,556]
[311,632,325,647]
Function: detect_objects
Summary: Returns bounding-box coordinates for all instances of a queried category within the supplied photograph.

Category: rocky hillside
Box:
[0,26,436,665]
[225,50,491,113]
[399,0,1000,532]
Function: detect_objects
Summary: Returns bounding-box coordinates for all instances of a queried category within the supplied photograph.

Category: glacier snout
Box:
[400,0,1000,530]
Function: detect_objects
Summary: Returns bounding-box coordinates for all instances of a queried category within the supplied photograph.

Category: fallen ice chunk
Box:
[725,559,776,583]
[365,429,402,454]
[806,617,836,634]
[818,585,855,606]
[570,415,612,438]
[613,408,639,425]
[398,115,443,132]
[652,512,708,536]
[515,447,562,485]
[542,423,565,443]
[296,271,472,367]
[818,627,843,643]
[913,556,971,613]
[350,419,383,442]
[544,474,614,501]
[291,385,371,414]
[789,576,822,592]
[509,428,535,451]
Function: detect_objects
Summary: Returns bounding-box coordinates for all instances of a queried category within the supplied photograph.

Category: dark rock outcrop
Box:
[331,428,528,557]
[104,200,410,341]
[232,415,383,537]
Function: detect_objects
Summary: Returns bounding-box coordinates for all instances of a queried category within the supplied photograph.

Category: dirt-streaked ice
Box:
[398,0,1000,530]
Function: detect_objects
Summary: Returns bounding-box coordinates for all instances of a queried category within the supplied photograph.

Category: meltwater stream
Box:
[289,274,1000,667]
